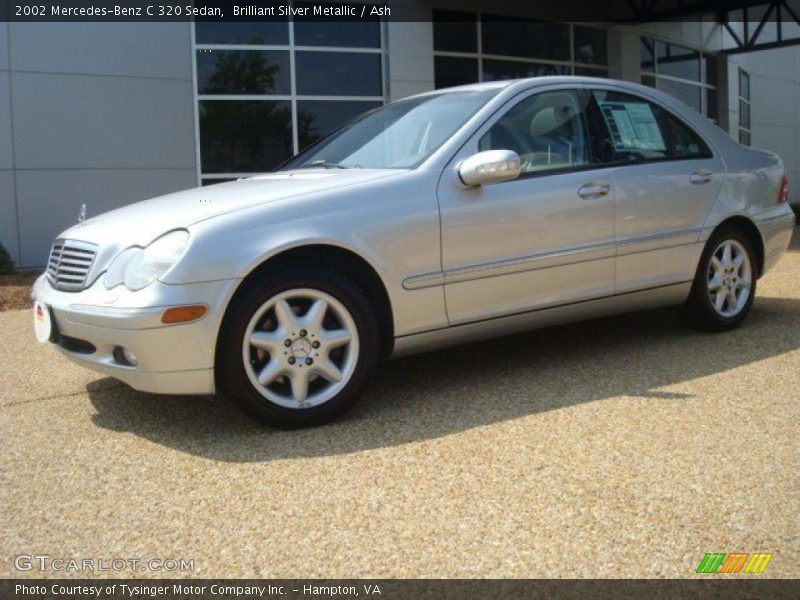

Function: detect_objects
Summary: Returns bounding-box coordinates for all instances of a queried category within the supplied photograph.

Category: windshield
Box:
[281,89,498,170]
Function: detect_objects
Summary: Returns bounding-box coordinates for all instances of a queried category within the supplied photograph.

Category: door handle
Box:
[690,170,713,185]
[578,182,611,199]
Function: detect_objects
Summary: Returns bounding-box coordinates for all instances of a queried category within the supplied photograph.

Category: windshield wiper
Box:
[297,160,360,169]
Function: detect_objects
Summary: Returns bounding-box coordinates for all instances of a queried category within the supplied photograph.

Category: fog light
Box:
[113,346,138,366]
[161,304,208,324]
[123,348,138,366]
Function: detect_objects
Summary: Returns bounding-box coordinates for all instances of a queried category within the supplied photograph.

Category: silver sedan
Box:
[32,76,796,427]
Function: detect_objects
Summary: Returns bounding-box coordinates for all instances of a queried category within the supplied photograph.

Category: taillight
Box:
[778,175,789,204]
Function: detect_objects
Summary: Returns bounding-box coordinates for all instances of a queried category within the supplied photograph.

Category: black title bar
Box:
[3,0,799,22]
[2,579,800,600]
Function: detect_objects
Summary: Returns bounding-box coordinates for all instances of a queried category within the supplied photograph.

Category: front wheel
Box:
[217,265,379,427]
[682,227,758,332]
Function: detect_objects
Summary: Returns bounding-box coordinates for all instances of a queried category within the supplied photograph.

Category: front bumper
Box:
[32,274,240,395]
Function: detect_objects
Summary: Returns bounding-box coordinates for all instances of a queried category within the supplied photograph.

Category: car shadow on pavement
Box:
[788,226,800,251]
[87,295,800,463]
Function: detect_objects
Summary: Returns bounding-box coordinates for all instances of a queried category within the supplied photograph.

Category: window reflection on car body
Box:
[296,160,360,169]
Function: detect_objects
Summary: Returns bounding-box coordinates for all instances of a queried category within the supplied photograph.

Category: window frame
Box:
[432,12,609,90]
[639,36,718,121]
[191,14,388,184]
[457,84,717,186]
[738,68,751,146]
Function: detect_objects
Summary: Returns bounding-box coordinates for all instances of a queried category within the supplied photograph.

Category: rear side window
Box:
[662,111,712,159]
[589,89,711,164]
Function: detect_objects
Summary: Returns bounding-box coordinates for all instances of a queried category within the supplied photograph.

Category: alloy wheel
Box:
[242,288,360,409]
[707,239,752,318]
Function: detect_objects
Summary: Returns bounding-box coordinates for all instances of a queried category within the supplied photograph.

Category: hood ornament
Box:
[78,203,87,224]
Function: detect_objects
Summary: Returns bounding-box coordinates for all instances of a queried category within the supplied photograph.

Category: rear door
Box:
[586,88,725,293]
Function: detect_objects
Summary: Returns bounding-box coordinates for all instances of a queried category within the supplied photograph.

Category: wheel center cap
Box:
[291,338,312,359]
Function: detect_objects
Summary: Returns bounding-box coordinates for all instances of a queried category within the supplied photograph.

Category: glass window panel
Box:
[574,26,608,65]
[656,41,700,81]
[284,90,498,170]
[294,3,380,48]
[199,100,292,173]
[574,67,608,78]
[295,52,382,96]
[434,56,478,89]
[483,59,569,82]
[196,50,290,95]
[739,69,750,100]
[297,100,382,150]
[433,10,478,53]
[640,37,655,73]
[591,89,711,163]
[591,89,669,162]
[482,16,569,61]
[706,88,718,121]
[739,100,751,129]
[195,21,289,45]
[661,110,712,159]
[705,55,719,88]
[479,90,591,173]
[201,178,236,186]
[739,129,750,146]
[657,78,702,113]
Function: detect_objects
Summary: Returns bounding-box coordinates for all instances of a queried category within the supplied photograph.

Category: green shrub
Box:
[0,241,15,274]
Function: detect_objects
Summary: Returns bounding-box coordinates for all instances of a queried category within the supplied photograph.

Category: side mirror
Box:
[458,149,521,187]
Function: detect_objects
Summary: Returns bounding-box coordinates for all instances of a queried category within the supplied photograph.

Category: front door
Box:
[437,88,616,325]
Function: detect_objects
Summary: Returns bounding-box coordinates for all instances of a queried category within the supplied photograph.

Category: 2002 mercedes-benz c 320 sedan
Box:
[33,77,795,427]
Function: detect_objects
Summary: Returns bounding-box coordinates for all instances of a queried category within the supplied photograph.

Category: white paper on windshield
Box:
[598,101,666,152]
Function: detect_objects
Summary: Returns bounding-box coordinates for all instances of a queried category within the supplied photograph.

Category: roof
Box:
[409,76,642,99]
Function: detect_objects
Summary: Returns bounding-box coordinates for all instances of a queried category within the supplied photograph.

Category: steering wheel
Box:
[488,123,535,157]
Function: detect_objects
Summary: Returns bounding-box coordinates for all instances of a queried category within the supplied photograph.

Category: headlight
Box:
[104,230,189,291]
[103,247,140,289]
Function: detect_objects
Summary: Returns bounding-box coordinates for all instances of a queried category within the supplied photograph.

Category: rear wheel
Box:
[218,265,378,427]
[682,226,757,332]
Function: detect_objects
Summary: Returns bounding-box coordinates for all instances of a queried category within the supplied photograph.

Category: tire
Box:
[681,225,758,332]
[217,263,379,428]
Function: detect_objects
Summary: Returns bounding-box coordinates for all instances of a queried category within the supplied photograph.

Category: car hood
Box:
[59,169,402,248]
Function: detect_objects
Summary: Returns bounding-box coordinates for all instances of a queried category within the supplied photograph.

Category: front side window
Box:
[281,89,498,170]
[479,89,590,174]
[590,90,710,164]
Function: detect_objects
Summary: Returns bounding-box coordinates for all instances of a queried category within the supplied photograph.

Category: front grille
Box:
[46,239,97,291]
